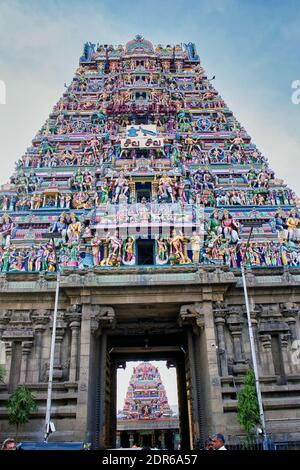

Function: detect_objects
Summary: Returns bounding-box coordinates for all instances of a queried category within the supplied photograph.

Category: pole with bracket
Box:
[41,232,61,441]
[240,220,268,448]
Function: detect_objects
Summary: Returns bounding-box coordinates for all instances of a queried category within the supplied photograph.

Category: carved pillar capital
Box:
[259,334,272,349]
[178,303,204,331]
[20,340,33,383]
[213,303,228,376]
[259,334,275,376]
[90,305,116,334]
[213,303,228,324]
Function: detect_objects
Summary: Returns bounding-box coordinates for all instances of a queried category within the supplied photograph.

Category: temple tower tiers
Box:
[0,34,299,270]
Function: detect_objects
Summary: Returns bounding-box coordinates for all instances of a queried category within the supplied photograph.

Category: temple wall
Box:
[0,267,299,446]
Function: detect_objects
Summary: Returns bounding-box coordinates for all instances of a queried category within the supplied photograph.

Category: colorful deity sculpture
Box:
[155,236,168,265]
[122,236,136,265]
[190,231,202,263]
[112,171,130,203]
[67,213,81,242]
[157,171,175,202]
[0,214,14,248]
[206,209,222,238]
[221,210,240,243]
[91,234,102,266]
[104,231,122,266]
[51,214,68,243]
[168,229,190,264]
[286,209,300,241]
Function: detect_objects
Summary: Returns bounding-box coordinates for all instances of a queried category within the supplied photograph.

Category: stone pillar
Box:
[161,432,165,450]
[213,310,228,376]
[281,334,292,375]
[281,304,298,342]
[231,328,243,361]
[196,296,225,441]
[33,323,47,383]
[176,357,190,450]
[52,320,66,381]
[259,335,275,376]
[250,309,263,375]
[98,331,107,449]
[76,298,95,444]
[285,315,297,342]
[20,341,32,384]
[227,313,247,375]
[4,342,12,386]
[69,320,81,382]
[116,432,121,449]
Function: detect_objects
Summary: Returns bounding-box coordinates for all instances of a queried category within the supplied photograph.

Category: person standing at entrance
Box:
[212,433,227,450]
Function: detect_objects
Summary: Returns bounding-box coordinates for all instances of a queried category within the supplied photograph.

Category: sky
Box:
[117,361,178,411]
[0,0,299,193]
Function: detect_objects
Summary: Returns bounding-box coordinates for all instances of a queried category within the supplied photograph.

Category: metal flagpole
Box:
[44,270,60,441]
[240,223,268,447]
[42,232,61,442]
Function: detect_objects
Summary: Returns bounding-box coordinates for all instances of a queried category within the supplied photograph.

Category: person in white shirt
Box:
[212,433,227,450]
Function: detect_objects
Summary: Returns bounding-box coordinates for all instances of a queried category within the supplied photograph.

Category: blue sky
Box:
[0,0,299,192]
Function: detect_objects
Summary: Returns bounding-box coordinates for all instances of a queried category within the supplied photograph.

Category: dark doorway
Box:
[120,431,130,448]
[136,182,151,202]
[95,331,192,450]
[137,239,154,265]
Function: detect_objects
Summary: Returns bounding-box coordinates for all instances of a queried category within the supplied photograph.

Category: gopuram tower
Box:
[117,362,178,449]
[0,36,299,448]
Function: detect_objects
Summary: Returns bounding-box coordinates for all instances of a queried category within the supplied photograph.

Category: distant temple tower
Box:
[122,362,172,419]
[117,363,179,448]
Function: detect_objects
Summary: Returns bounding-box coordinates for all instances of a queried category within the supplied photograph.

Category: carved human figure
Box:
[91,234,102,266]
[168,229,186,264]
[51,214,67,244]
[286,209,299,241]
[190,231,201,263]
[123,237,135,264]
[112,171,129,203]
[0,214,14,248]
[106,231,122,265]
[67,214,81,242]
[155,236,168,264]
[221,210,240,243]
[158,171,175,202]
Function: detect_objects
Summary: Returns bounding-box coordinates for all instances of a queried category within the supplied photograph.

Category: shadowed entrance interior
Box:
[94,332,192,449]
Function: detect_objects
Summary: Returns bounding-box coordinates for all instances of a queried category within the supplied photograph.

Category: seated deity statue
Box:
[221,210,240,243]
[72,191,90,209]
